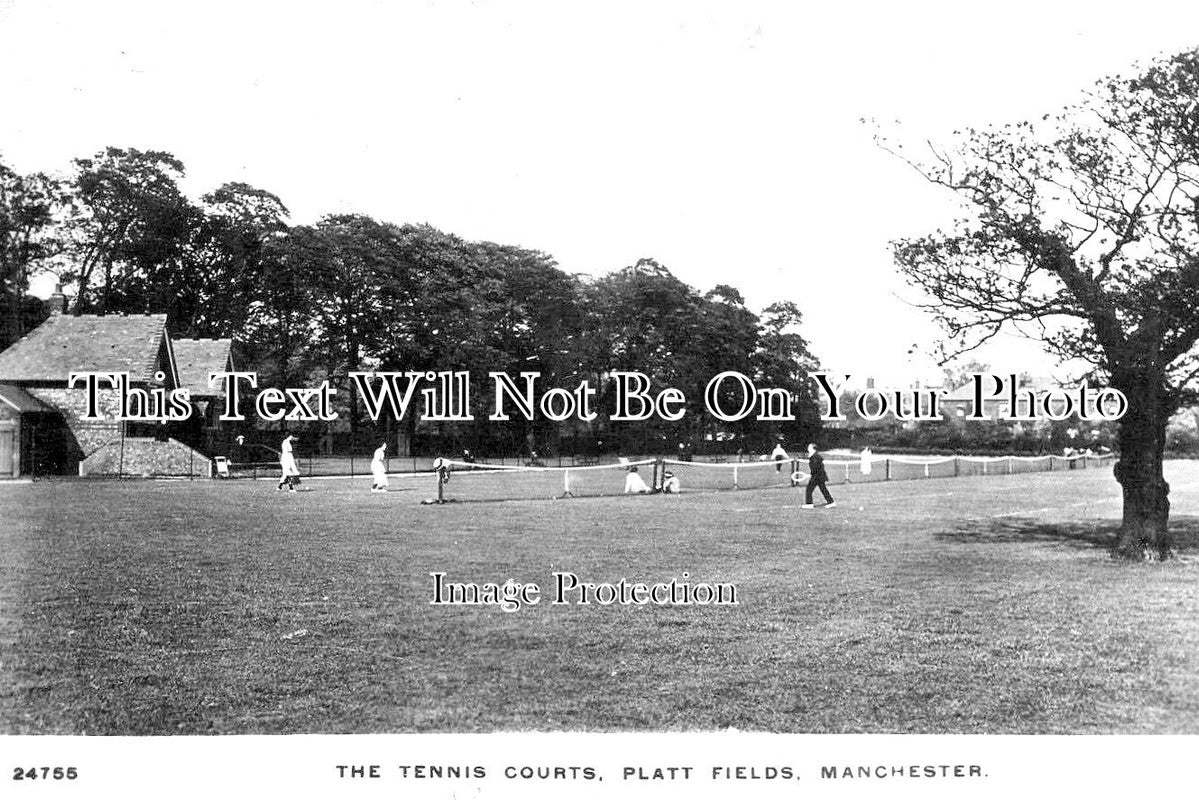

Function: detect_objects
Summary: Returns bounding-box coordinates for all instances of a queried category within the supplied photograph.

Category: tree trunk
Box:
[1112,379,1171,561]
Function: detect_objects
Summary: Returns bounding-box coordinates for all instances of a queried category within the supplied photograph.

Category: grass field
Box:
[2,461,1199,735]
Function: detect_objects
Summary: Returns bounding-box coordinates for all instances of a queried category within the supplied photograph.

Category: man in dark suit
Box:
[802,443,836,508]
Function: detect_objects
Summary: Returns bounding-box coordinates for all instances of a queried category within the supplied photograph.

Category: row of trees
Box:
[0,148,822,454]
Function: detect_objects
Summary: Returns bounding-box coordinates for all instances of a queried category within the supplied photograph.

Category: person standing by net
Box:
[770,440,789,472]
[801,443,835,508]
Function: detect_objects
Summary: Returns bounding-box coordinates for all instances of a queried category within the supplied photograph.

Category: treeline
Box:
[0,147,821,454]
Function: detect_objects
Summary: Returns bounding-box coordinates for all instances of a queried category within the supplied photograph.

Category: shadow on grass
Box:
[936,515,1199,552]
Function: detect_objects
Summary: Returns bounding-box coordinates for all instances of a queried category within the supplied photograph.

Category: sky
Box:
[2,0,1198,386]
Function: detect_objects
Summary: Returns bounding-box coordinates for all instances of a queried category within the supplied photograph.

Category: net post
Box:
[954,457,960,477]
[423,458,451,505]
[924,463,930,478]
[732,465,739,490]
[885,458,891,481]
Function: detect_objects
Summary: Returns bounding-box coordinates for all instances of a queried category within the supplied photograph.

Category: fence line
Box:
[820,453,1113,486]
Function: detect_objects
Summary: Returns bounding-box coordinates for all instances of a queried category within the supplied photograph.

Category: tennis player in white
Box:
[370,440,389,493]
[277,433,300,492]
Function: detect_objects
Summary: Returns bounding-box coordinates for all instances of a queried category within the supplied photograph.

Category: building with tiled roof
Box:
[171,338,238,452]
[0,290,207,478]
[171,338,234,399]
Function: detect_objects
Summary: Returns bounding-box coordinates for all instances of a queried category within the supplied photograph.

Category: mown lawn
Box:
[2,462,1198,734]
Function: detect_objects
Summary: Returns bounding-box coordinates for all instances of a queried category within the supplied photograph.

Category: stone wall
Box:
[81,437,211,478]
[26,386,122,458]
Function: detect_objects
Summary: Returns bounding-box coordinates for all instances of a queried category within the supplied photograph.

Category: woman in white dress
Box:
[278,433,300,491]
[370,440,389,493]
[623,465,650,494]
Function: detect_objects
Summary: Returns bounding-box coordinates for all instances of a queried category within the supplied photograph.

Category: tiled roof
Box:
[0,313,172,384]
[172,338,234,397]
[0,384,55,413]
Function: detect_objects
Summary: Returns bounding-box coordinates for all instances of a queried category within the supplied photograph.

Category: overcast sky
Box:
[2,1,1197,384]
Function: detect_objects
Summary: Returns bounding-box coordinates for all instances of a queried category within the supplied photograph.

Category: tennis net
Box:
[821,453,1112,484]
[433,458,660,502]
[660,458,800,492]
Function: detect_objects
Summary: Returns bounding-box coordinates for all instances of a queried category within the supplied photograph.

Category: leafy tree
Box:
[0,160,64,347]
[177,182,290,338]
[372,226,588,451]
[466,240,586,450]
[753,301,822,447]
[941,359,991,391]
[60,148,199,314]
[884,49,1199,560]
[584,258,699,380]
[298,215,411,431]
[582,258,708,449]
[242,231,319,390]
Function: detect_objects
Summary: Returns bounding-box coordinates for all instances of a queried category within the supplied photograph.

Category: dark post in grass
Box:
[118,421,126,480]
[422,458,453,505]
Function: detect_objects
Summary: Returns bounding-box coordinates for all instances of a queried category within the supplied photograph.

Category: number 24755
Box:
[13,767,78,780]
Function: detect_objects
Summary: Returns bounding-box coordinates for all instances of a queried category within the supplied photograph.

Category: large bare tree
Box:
[886,49,1199,561]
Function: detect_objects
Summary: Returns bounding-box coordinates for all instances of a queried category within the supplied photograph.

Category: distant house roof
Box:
[0,313,177,386]
[944,378,1057,404]
[944,383,981,402]
[172,338,234,398]
[0,384,55,413]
